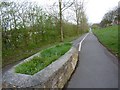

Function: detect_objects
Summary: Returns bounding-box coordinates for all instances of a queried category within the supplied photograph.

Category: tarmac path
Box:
[66,32,118,88]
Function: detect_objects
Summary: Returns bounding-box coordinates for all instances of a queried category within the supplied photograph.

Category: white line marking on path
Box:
[78,33,89,51]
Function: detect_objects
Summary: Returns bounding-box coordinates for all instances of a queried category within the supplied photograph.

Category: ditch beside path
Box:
[65,33,118,88]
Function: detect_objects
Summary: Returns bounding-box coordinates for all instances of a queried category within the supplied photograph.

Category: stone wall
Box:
[2,47,78,89]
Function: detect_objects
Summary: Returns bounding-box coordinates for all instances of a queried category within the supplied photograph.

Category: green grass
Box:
[93,25,118,56]
[15,43,71,75]
[2,33,82,68]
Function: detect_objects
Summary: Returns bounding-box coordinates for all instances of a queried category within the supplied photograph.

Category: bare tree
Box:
[59,0,74,42]
[69,0,82,34]
[59,0,63,42]
[46,0,74,42]
[71,0,88,34]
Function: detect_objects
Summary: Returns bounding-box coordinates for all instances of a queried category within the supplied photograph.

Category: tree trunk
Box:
[59,0,63,42]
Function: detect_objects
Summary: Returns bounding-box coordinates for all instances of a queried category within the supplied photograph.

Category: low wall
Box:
[2,47,78,88]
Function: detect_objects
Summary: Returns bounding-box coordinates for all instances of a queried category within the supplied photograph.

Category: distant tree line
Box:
[100,6,120,27]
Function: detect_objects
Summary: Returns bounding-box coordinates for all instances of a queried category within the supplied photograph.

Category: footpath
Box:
[65,32,118,88]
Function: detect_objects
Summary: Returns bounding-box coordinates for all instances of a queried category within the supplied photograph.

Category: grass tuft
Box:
[15,43,71,75]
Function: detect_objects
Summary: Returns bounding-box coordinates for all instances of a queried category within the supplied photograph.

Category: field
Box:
[93,25,118,57]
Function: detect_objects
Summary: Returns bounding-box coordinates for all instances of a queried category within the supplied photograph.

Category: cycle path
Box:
[66,33,118,88]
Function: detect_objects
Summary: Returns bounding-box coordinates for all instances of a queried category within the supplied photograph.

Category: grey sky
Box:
[2,0,119,24]
[86,0,119,23]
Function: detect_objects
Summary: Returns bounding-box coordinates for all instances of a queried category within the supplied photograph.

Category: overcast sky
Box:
[86,0,119,24]
[2,0,120,24]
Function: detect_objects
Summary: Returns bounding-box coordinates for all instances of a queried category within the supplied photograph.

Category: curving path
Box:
[65,32,118,88]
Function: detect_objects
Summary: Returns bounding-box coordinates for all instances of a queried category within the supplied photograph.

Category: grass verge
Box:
[15,43,71,75]
[93,25,118,57]
[2,34,82,68]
